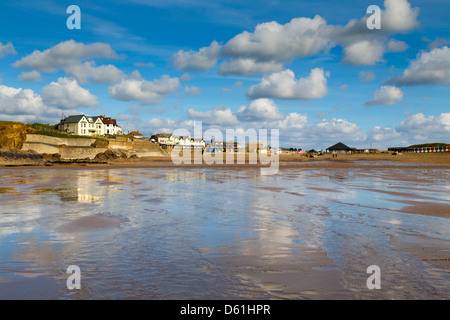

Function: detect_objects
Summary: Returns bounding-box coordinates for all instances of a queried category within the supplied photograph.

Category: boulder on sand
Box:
[94,148,119,161]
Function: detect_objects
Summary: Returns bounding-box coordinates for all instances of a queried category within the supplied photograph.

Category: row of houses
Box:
[58,115,123,136]
[60,117,446,156]
[149,133,277,153]
[150,133,206,149]
[325,142,450,154]
[388,146,450,153]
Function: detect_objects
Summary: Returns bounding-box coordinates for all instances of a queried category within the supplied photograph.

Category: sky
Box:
[0,0,449,150]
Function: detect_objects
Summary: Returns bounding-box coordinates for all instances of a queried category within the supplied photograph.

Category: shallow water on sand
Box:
[0,162,449,299]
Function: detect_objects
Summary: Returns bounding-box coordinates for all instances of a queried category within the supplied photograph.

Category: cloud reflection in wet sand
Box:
[0,163,449,299]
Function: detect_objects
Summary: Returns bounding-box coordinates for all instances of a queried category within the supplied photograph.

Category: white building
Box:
[58,114,123,137]
[99,115,123,135]
[152,133,206,149]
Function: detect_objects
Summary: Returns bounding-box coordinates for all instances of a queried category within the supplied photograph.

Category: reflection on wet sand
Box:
[0,162,449,299]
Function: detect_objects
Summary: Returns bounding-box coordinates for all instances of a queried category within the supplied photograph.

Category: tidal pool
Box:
[0,162,449,299]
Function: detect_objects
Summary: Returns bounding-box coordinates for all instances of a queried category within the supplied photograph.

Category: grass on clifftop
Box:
[31,123,105,140]
[408,142,450,148]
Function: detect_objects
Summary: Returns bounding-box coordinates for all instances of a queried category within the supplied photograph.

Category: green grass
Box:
[408,142,450,148]
[31,123,108,141]
[0,121,28,126]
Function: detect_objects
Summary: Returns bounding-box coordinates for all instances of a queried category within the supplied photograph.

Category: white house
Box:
[58,114,122,137]
[152,133,206,149]
[99,115,123,135]
[191,138,206,149]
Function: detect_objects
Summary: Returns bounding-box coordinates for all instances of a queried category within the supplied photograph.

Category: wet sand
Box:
[1,150,450,168]
[0,161,449,299]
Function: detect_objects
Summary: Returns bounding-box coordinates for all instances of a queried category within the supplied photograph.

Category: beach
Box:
[0,158,449,299]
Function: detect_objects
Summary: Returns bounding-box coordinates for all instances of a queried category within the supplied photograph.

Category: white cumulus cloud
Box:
[359,70,376,82]
[397,113,450,141]
[109,72,180,105]
[172,41,222,71]
[218,58,283,75]
[235,98,285,122]
[41,77,99,109]
[386,46,450,86]
[367,126,401,142]
[342,40,385,65]
[18,70,42,82]
[382,0,420,32]
[0,85,45,115]
[222,15,334,63]
[246,68,328,100]
[365,86,403,106]
[187,107,239,126]
[387,39,409,52]
[64,61,124,84]
[13,40,118,72]
[0,41,17,57]
[184,85,202,96]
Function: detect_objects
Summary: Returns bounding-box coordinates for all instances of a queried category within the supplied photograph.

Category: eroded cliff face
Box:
[0,122,35,150]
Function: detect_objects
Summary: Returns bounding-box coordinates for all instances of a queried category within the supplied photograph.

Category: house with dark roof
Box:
[151,133,174,145]
[326,142,353,154]
[99,115,123,135]
[58,115,103,136]
[57,114,122,136]
[128,131,144,139]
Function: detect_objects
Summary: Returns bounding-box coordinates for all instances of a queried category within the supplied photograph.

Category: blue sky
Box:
[0,0,449,149]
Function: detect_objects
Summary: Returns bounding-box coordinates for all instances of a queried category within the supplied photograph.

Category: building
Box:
[226,141,242,153]
[151,133,206,150]
[247,142,265,154]
[58,115,104,136]
[326,142,353,154]
[388,146,450,153]
[191,138,206,149]
[58,114,122,137]
[207,141,225,153]
[128,131,144,139]
[99,115,123,135]
[151,133,173,145]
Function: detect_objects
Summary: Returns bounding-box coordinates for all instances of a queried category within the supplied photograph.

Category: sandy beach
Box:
[0,161,448,299]
[110,151,450,165]
[6,151,447,168]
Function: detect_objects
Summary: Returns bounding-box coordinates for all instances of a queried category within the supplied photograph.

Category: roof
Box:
[99,115,117,125]
[327,142,352,151]
[129,131,143,136]
[155,133,172,138]
[59,115,87,124]
[91,116,101,122]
